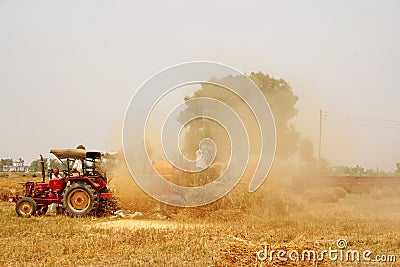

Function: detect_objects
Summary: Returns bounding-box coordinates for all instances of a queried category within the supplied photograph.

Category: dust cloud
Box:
[105,80,400,225]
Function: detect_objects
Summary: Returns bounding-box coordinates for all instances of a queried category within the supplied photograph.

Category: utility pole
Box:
[318,110,322,176]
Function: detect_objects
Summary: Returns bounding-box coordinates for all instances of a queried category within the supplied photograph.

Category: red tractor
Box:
[10,149,117,217]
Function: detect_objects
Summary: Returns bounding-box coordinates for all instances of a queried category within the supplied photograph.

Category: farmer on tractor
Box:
[49,168,62,212]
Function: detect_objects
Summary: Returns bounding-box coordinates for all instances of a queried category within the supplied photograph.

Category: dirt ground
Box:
[0,173,399,266]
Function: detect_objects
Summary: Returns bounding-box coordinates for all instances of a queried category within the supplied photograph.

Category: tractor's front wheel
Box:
[62,182,98,217]
[16,197,37,217]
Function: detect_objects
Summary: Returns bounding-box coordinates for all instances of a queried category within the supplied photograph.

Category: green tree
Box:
[177,72,301,162]
[30,158,67,172]
[76,144,86,150]
[49,159,66,171]
[250,72,300,160]
[298,138,320,175]
[1,159,12,169]
[30,158,48,172]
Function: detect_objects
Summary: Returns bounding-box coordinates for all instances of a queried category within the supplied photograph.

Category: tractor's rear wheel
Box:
[62,182,98,217]
[16,197,37,217]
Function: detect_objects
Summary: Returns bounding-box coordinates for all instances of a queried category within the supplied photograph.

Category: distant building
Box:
[1,158,30,172]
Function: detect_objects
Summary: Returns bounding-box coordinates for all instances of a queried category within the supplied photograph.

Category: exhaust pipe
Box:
[40,154,45,182]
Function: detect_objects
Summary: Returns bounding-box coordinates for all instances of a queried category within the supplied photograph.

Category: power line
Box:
[318,110,399,172]
[323,111,400,130]
[324,111,400,124]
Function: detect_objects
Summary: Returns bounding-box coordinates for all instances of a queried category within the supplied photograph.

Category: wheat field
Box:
[0,173,399,266]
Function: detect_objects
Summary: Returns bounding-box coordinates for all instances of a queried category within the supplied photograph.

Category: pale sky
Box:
[0,0,399,171]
